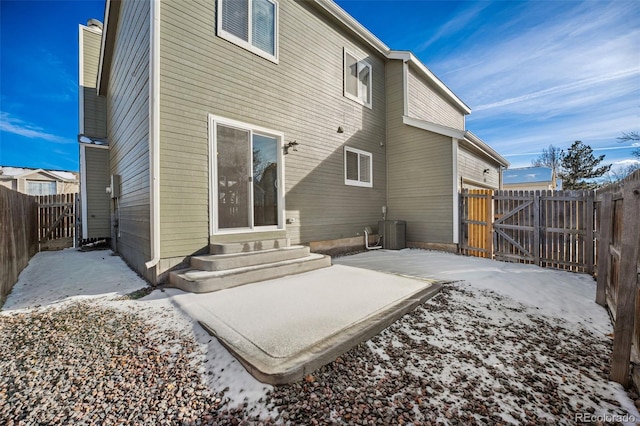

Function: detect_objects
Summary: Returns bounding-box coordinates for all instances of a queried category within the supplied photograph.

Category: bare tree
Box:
[617,131,640,159]
[531,144,563,177]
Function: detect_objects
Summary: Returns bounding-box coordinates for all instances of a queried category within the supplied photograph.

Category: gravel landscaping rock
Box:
[1,284,636,425]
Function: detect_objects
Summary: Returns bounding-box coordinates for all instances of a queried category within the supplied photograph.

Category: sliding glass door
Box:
[213,118,282,232]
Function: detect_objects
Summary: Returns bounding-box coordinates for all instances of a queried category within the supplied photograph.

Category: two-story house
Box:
[79,0,508,287]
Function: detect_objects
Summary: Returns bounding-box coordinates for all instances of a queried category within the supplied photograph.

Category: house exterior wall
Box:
[386,60,455,245]
[0,181,16,191]
[157,0,387,260]
[503,182,554,191]
[0,172,79,195]
[81,26,107,138]
[407,65,465,131]
[82,146,111,238]
[458,145,501,190]
[105,0,151,279]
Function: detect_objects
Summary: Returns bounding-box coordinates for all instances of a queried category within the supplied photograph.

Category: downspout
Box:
[452,138,459,245]
[145,0,161,278]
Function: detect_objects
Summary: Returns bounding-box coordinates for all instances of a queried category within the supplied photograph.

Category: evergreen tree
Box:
[560,141,611,189]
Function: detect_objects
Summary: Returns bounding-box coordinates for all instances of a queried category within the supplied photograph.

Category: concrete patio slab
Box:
[166,264,442,384]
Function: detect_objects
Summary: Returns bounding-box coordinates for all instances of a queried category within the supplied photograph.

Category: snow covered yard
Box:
[1,248,639,425]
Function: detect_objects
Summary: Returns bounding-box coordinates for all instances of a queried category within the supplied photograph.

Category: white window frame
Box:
[208,114,285,235]
[344,146,373,188]
[26,180,57,196]
[343,48,372,109]
[217,0,279,64]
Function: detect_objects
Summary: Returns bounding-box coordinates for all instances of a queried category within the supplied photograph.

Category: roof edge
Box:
[389,51,471,115]
[311,0,390,56]
[403,116,466,139]
[463,131,510,167]
[97,0,121,96]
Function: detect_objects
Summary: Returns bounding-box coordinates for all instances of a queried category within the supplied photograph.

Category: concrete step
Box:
[169,253,331,294]
[191,246,310,271]
[210,238,290,255]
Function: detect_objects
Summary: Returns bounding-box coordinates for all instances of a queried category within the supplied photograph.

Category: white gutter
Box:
[96,0,111,94]
[79,144,88,238]
[452,138,459,244]
[312,0,390,56]
[463,131,510,167]
[79,25,85,136]
[403,115,466,139]
[145,0,161,274]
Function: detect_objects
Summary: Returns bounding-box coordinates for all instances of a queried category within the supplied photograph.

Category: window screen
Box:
[252,0,275,55]
[359,154,371,183]
[346,150,359,181]
[219,0,277,60]
[345,52,358,98]
[221,0,249,41]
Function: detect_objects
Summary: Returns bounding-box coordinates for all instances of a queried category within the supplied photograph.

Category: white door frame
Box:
[208,114,285,235]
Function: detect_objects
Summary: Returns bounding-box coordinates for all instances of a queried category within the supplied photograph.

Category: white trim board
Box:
[146,0,161,271]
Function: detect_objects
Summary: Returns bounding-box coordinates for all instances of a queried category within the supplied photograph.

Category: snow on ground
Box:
[1,248,145,311]
[1,248,273,416]
[2,247,639,424]
[335,249,611,335]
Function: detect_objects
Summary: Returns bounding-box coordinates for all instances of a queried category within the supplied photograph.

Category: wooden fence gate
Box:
[460,190,595,273]
[37,193,78,250]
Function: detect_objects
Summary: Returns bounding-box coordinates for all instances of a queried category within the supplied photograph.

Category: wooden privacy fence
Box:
[37,193,77,251]
[595,170,640,388]
[0,186,38,300]
[460,189,595,273]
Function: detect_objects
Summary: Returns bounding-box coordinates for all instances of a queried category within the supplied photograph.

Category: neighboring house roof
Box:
[0,166,79,182]
[502,167,554,185]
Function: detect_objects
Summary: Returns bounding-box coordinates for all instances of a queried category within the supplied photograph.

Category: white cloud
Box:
[614,159,640,166]
[0,112,72,144]
[429,1,640,120]
[473,68,639,112]
[416,2,491,52]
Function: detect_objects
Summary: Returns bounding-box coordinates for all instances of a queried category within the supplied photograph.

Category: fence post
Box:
[485,191,493,259]
[458,191,464,255]
[586,191,595,275]
[611,183,640,387]
[533,191,540,266]
[596,193,612,306]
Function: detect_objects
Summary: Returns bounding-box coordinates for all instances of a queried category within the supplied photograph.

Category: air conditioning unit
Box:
[378,220,406,250]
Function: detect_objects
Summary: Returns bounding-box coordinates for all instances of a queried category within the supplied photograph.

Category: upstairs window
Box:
[344,147,373,187]
[218,0,278,62]
[344,49,372,108]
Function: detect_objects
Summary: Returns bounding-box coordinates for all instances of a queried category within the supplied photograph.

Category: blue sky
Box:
[1,0,638,173]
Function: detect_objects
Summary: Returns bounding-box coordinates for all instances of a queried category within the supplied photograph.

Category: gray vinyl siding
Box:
[84,146,111,238]
[158,0,386,257]
[386,60,454,244]
[407,66,464,131]
[81,28,107,138]
[458,145,501,190]
[106,0,151,275]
